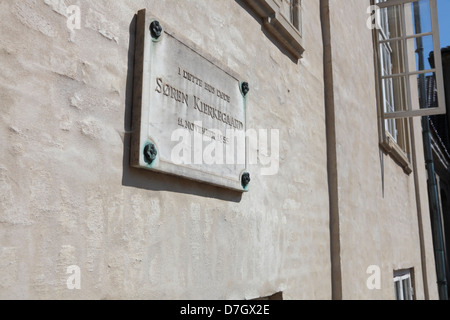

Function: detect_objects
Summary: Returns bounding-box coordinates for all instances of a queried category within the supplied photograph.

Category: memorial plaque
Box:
[131,9,249,191]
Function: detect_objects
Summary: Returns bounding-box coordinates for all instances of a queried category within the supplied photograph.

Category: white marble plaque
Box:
[131,10,249,191]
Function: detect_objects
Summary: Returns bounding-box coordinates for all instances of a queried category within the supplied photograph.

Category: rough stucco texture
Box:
[0,0,331,299]
[328,0,438,300]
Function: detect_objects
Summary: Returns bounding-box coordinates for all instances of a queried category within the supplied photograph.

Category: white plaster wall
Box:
[328,0,439,300]
[0,0,331,299]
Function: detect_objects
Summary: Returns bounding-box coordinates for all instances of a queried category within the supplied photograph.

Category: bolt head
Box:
[150,21,163,39]
[241,82,250,97]
[241,172,251,189]
[144,143,158,164]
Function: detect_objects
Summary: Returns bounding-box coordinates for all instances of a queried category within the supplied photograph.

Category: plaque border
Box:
[131,9,249,192]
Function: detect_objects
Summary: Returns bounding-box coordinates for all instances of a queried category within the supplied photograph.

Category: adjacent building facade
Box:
[0,0,446,300]
[429,46,450,299]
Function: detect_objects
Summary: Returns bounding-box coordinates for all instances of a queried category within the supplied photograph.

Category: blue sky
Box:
[438,0,450,48]
[413,0,449,70]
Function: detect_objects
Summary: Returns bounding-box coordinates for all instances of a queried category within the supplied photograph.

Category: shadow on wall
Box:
[121,14,243,203]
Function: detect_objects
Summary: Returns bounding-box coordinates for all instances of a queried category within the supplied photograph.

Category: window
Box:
[372,0,446,172]
[374,0,446,118]
[394,269,415,300]
[242,0,304,59]
[378,0,400,142]
[281,0,301,32]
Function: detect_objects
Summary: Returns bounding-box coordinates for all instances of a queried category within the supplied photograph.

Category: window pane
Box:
[382,76,408,113]
[380,40,407,75]
[406,277,413,300]
[410,72,436,110]
[280,0,301,32]
[379,7,391,37]
[410,0,433,35]
[407,35,435,73]
[292,0,302,33]
[386,5,405,39]
[402,280,408,300]
[395,282,400,300]
[385,118,398,141]
[395,280,401,300]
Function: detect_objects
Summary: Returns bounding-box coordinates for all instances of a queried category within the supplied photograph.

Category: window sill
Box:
[242,0,305,60]
[380,133,412,175]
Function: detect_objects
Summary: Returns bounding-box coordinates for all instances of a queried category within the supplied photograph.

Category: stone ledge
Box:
[380,133,413,175]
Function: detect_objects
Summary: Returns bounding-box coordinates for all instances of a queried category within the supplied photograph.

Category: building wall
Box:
[328,0,438,299]
[0,0,330,300]
[0,0,439,300]
[433,47,450,298]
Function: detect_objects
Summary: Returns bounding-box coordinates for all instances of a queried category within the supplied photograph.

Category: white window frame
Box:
[375,0,446,119]
[378,0,399,141]
[394,269,414,300]
[241,0,304,59]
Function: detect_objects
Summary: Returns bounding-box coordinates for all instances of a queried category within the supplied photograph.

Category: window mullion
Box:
[379,31,433,43]
[381,68,437,79]
[377,0,419,9]
[399,3,413,113]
